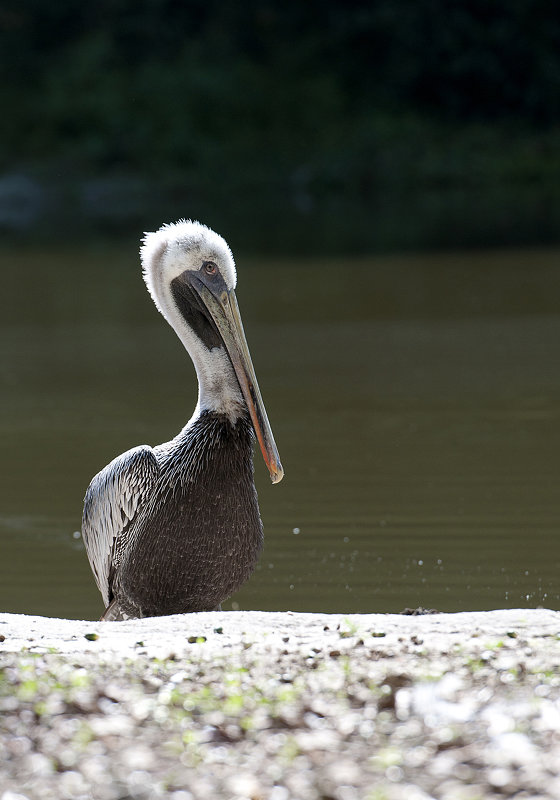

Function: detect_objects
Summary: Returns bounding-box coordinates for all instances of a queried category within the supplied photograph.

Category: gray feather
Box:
[81,445,160,606]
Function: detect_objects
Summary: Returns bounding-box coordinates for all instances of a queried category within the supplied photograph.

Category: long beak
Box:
[194,282,284,484]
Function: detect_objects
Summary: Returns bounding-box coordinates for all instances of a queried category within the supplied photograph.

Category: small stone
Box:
[89,715,133,737]
[7,737,31,757]
[20,753,53,776]
[386,765,403,782]
[122,745,155,770]
[59,770,89,798]
[487,767,512,788]
[269,788,289,800]
[226,773,261,797]
[2,793,31,800]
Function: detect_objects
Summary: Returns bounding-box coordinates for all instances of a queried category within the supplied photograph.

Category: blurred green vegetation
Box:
[1,1,560,250]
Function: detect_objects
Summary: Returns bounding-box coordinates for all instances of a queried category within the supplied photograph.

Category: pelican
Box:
[81,220,283,620]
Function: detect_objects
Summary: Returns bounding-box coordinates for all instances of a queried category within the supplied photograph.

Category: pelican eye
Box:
[203,261,218,276]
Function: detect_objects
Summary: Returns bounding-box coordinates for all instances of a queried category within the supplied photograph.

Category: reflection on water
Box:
[1,243,559,619]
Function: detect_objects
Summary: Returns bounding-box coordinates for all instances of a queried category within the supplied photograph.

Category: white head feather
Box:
[141,219,236,317]
[140,219,244,422]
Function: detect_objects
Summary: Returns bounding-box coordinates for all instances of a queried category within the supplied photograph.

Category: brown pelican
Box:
[81,220,283,620]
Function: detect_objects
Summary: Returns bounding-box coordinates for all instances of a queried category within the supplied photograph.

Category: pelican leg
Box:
[100,599,128,621]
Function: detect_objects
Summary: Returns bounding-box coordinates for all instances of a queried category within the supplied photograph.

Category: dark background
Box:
[1,0,560,252]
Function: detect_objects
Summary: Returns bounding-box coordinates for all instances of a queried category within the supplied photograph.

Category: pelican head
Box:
[141,219,283,484]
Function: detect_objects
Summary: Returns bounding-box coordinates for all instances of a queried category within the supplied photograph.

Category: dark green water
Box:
[1,242,559,619]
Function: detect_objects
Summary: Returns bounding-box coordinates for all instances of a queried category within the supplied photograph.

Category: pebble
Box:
[2,793,32,800]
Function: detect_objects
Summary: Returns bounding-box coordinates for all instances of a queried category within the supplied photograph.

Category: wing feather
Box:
[81,445,160,606]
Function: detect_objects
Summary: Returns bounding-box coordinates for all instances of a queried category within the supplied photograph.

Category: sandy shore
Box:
[1,608,559,799]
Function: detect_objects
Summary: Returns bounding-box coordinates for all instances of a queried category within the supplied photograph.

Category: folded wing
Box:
[81,445,160,607]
